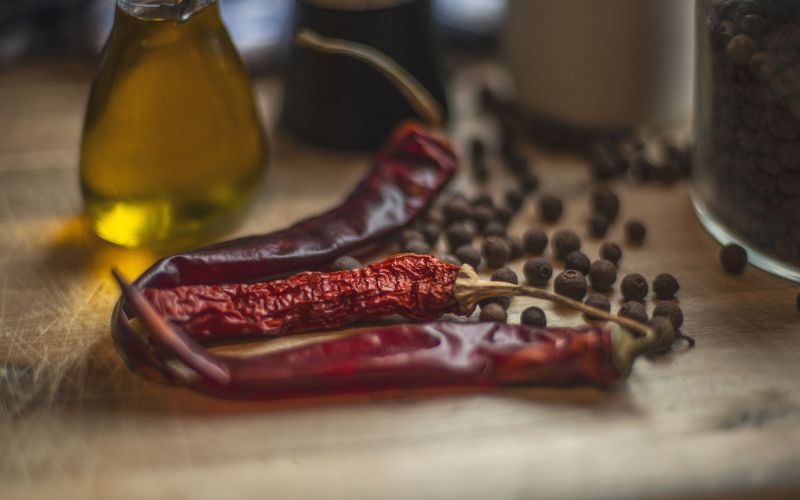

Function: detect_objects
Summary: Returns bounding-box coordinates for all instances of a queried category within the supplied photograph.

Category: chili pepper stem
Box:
[295,29,444,127]
[453,265,673,376]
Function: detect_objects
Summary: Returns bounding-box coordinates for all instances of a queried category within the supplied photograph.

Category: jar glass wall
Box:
[693,0,800,281]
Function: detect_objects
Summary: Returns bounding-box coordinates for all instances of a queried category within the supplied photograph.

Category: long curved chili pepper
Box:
[115,269,672,399]
[112,123,457,383]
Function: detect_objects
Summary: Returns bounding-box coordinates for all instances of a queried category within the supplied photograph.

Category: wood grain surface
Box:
[2,60,800,500]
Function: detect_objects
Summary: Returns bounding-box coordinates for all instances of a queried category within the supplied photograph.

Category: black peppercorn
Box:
[588,214,610,238]
[588,259,617,292]
[491,266,518,285]
[564,250,591,275]
[591,187,620,221]
[483,221,507,238]
[521,306,547,327]
[618,301,648,324]
[505,235,524,260]
[552,230,581,260]
[455,244,481,269]
[419,222,441,246]
[625,220,647,244]
[584,293,611,320]
[404,239,432,255]
[621,273,649,302]
[522,227,548,255]
[446,223,473,251]
[483,236,511,268]
[539,195,564,223]
[505,188,525,212]
[653,273,680,300]
[331,255,362,271]
[523,257,553,287]
[554,270,588,301]
[720,243,748,274]
[600,242,623,265]
[653,301,684,329]
[480,302,507,323]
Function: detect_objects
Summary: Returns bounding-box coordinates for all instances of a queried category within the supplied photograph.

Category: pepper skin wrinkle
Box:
[144,254,462,337]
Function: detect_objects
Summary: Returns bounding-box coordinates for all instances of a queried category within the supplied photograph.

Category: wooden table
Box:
[2,60,800,500]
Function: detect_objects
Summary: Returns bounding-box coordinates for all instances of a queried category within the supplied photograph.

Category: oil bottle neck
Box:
[117,0,216,22]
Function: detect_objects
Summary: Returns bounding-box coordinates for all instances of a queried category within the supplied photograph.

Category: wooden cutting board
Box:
[1,60,800,500]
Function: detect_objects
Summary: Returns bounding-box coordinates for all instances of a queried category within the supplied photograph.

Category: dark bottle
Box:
[282,0,448,151]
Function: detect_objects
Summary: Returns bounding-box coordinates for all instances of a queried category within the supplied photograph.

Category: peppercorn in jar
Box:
[693,0,800,280]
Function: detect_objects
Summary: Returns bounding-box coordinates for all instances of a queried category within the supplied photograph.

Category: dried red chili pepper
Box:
[114,269,678,399]
[112,123,457,382]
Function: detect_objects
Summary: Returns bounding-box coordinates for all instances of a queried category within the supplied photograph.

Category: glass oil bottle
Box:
[80,0,267,249]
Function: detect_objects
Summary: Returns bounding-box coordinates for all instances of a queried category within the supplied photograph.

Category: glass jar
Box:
[80,0,267,249]
[693,0,800,281]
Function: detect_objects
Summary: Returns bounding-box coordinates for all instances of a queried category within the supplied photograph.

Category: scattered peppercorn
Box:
[483,236,511,268]
[520,170,540,193]
[491,266,518,285]
[588,259,617,292]
[625,220,647,244]
[653,273,680,300]
[401,228,425,245]
[439,253,461,266]
[554,270,588,301]
[480,302,508,323]
[621,273,649,302]
[483,221,507,238]
[564,250,591,275]
[505,235,524,260]
[584,293,611,320]
[653,301,684,329]
[618,301,648,324]
[494,205,514,225]
[600,241,623,265]
[455,244,481,269]
[588,214,610,238]
[539,195,564,223]
[552,230,581,260]
[331,255,362,271]
[472,205,495,231]
[591,187,620,221]
[443,196,472,222]
[505,188,525,212]
[446,223,473,251]
[720,243,748,274]
[419,222,441,246]
[522,227,548,255]
[521,306,547,327]
[524,257,553,287]
[404,239,432,255]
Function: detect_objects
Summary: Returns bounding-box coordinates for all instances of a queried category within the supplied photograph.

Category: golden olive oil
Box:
[80,2,266,249]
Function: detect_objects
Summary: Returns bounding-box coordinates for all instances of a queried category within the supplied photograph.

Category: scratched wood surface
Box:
[2,60,800,500]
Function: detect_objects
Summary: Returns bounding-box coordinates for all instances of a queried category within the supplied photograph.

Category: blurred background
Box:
[0,0,509,72]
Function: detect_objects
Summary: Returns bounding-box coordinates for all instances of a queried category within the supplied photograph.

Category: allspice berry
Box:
[446,223,473,251]
[625,220,647,244]
[483,221,507,238]
[653,273,680,300]
[404,239,432,255]
[618,301,648,324]
[552,230,581,260]
[455,245,481,269]
[331,255,362,271]
[564,250,591,275]
[621,273,649,302]
[588,259,617,292]
[521,306,547,327]
[588,214,610,238]
[491,267,518,284]
[523,227,548,255]
[554,270,588,301]
[653,301,684,329]
[600,241,623,265]
[591,187,620,221]
[524,257,553,287]
[480,302,508,323]
[506,235,524,260]
[483,236,511,268]
[720,243,748,274]
[539,195,564,223]
[584,293,611,320]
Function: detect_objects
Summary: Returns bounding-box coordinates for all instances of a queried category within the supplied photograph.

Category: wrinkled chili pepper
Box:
[112,123,457,383]
[116,268,674,399]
